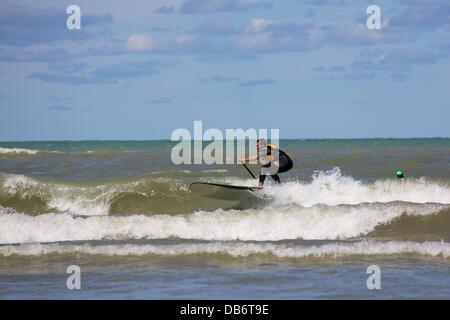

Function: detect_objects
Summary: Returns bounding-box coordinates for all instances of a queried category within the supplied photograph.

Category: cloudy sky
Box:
[0,0,449,140]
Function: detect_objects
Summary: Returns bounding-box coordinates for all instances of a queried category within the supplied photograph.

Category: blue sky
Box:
[0,0,449,140]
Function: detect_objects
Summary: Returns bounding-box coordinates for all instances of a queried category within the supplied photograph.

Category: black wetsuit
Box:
[259,145,293,185]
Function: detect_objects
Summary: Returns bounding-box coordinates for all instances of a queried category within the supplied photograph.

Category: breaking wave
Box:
[264,167,450,207]
[0,240,448,259]
[0,202,448,244]
[0,173,190,216]
[1,168,449,216]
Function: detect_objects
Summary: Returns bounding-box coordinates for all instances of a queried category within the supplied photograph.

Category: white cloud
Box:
[245,18,273,33]
[125,34,155,52]
[175,34,196,44]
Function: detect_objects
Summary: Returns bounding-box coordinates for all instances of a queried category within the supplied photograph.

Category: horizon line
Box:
[0,137,449,143]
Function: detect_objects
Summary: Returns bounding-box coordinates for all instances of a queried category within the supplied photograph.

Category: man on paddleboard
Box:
[240,139,293,188]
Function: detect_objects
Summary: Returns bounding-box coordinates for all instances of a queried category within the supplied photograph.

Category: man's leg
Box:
[259,174,267,188]
[271,174,281,184]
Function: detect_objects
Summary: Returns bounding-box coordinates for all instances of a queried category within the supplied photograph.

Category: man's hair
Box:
[256,139,267,148]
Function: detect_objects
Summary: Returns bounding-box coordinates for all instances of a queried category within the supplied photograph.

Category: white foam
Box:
[0,240,448,259]
[2,174,39,195]
[0,147,39,155]
[263,167,450,207]
[0,202,447,244]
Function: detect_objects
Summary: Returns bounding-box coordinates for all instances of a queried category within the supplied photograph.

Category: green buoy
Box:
[396,170,404,179]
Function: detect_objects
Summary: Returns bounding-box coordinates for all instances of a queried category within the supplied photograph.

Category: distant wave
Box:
[0,147,63,156]
[0,240,448,259]
[0,147,39,155]
[0,147,128,156]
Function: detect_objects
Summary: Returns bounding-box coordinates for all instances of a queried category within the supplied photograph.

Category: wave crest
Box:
[1,169,450,216]
[0,202,448,244]
[1,240,448,259]
[264,167,450,207]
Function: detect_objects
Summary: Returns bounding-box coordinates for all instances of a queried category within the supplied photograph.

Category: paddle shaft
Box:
[241,162,256,179]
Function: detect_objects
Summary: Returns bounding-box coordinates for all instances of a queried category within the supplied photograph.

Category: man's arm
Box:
[238,155,258,162]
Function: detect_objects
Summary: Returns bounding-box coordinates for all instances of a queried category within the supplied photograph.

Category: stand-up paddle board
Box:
[190,182,262,201]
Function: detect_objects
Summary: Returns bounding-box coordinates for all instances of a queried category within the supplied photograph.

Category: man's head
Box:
[256,139,267,151]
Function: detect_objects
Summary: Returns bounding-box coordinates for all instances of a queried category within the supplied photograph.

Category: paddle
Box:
[240,161,256,179]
